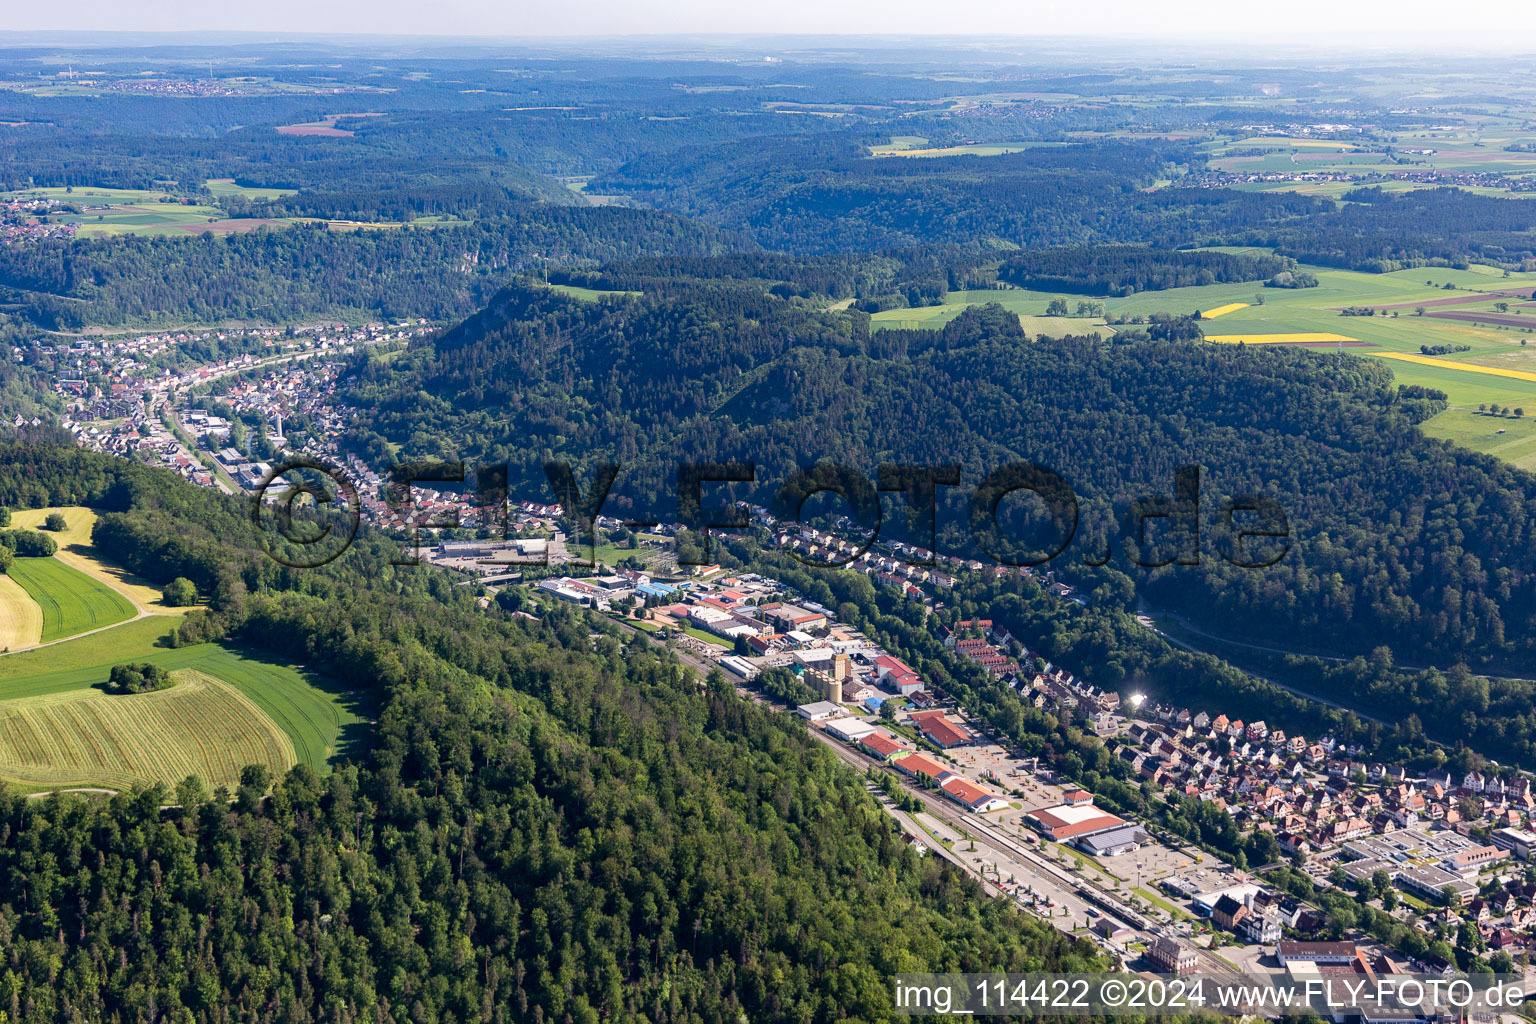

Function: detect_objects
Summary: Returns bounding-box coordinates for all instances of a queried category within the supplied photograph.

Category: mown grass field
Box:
[872,304,1114,337]
[6,557,135,643]
[12,506,183,613]
[0,575,42,651]
[3,182,449,236]
[0,617,180,691]
[0,618,369,791]
[0,186,253,237]
[869,140,1047,158]
[0,668,294,792]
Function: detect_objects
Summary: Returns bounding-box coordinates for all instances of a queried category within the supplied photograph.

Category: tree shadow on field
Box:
[216,642,377,767]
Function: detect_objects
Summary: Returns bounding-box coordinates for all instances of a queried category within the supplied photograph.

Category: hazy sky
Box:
[7,0,1536,46]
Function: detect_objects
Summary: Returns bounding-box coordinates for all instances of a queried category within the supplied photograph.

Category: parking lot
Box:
[1096,838,1207,890]
[940,741,1063,805]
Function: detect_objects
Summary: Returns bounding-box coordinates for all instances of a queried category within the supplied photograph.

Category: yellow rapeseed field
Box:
[1373,351,1536,383]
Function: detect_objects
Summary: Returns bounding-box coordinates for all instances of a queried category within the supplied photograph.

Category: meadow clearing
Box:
[548,283,643,302]
[3,179,452,236]
[869,139,1049,158]
[1418,409,1536,473]
[5,557,135,643]
[0,618,369,792]
[1,185,264,237]
[203,178,296,201]
[870,305,1116,337]
[11,506,184,615]
[1207,132,1536,174]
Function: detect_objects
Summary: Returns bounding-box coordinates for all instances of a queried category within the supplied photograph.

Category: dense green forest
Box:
[11,37,1536,1022]
[0,443,1105,1023]
[996,245,1293,295]
[590,137,1536,268]
[0,210,747,327]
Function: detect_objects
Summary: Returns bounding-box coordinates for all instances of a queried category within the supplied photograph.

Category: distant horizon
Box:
[0,10,1534,54]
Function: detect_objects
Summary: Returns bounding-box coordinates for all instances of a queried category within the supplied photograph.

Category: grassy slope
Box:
[0,618,368,785]
[6,557,135,642]
[1419,408,1536,471]
[12,506,185,614]
[0,575,43,651]
[0,668,295,792]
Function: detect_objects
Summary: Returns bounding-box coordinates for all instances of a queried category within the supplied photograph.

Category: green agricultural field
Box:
[869,140,1049,158]
[870,303,1113,337]
[866,135,928,154]
[6,557,135,642]
[11,506,184,614]
[1420,409,1536,472]
[2,185,178,204]
[0,619,369,790]
[0,669,295,793]
[0,575,42,652]
[0,617,179,690]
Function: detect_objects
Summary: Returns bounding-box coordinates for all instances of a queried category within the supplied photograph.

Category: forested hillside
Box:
[0,209,748,327]
[348,285,1536,675]
[591,137,1536,268]
[997,245,1293,295]
[0,443,1100,1022]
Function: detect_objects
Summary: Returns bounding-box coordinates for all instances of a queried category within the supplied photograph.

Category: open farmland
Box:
[1424,310,1536,329]
[869,140,1048,158]
[1205,332,1360,344]
[0,619,369,790]
[0,669,294,792]
[0,617,179,690]
[1,185,261,237]
[203,178,297,201]
[5,557,135,643]
[0,576,42,651]
[12,506,186,614]
[1375,351,1536,382]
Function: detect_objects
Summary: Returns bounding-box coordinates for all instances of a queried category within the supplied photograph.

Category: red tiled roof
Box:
[895,753,950,781]
[860,733,913,758]
[910,713,974,748]
[941,777,999,808]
